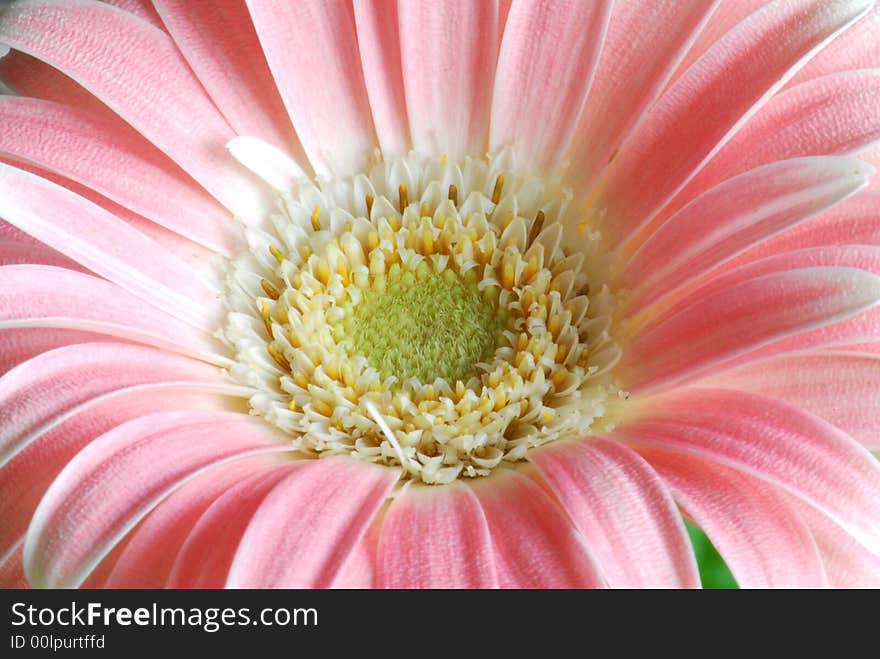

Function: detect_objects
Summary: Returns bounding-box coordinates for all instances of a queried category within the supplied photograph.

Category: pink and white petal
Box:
[23,410,294,588]
[353,0,409,157]
[0,382,249,562]
[378,482,498,588]
[151,0,306,163]
[227,458,397,588]
[102,0,163,28]
[662,246,880,364]
[0,265,222,363]
[0,49,113,119]
[0,342,224,464]
[399,1,497,161]
[530,439,698,588]
[786,496,880,588]
[640,448,827,588]
[700,351,880,450]
[0,544,28,589]
[0,164,220,331]
[0,328,113,376]
[106,454,284,588]
[726,193,880,267]
[0,219,39,246]
[667,0,770,82]
[0,0,270,221]
[658,70,880,222]
[167,463,299,589]
[621,156,872,312]
[470,468,606,588]
[570,0,719,191]
[332,514,384,589]
[246,0,375,178]
[790,4,880,85]
[226,137,306,193]
[0,96,242,255]
[622,266,880,392]
[594,0,873,247]
[0,155,225,284]
[0,240,82,270]
[648,245,880,326]
[80,532,135,589]
[620,388,880,556]
[490,0,612,171]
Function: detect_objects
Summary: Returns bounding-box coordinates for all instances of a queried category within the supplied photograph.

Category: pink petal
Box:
[786,496,880,588]
[594,0,873,247]
[0,342,223,464]
[669,246,880,363]
[80,532,135,589]
[332,515,383,589]
[167,463,298,588]
[102,0,163,28]
[658,70,880,224]
[151,0,306,164]
[227,458,396,588]
[529,438,699,588]
[727,192,880,266]
[0,155,224,283]
[106,454,283,588]
[489,0,612,170]
[570,0,719,191]
[470,468,606,588]
[0,49,113,119]
[790,4,880,86]
[23,410,293,588]
[622,266,880,392]
[619,388,880,556]
[353,0,410,157]
[398,1,497,160]
[0,382,248,563]
[0,0,269,221]
[666,0,769,81]
[0,544,28,589]
[0,164,221,331]
[700,351,880,449]
[245,0,375,177]
[640,448,827,588]
[0,96,241,255]
[378,482,498,588]
[0,328,111,376]
[622,156,872,313]
[0,240,82,270]
[0,265,222,362]
[0,218,39,246]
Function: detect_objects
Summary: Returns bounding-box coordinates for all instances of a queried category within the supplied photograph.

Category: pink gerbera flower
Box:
[1,0,879,589]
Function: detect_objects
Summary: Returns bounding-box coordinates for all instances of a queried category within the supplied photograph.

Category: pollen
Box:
[224,152,621,484]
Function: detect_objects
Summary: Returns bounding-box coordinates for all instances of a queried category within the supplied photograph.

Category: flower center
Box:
[345,265,506,384]
[224,153,621,484]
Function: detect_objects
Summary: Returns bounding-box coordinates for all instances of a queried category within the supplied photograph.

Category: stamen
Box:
[260,279,280,300]
[269,244,286,263]
[310,206,322,231]
[448,184,458,206]
[398,183,408,213]
[266,343,290,371]
[365,193,374,217]
[491,174,504,205]
[528,210,545,246]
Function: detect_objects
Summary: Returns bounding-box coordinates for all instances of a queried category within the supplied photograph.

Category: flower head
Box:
[1,0,879,588]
